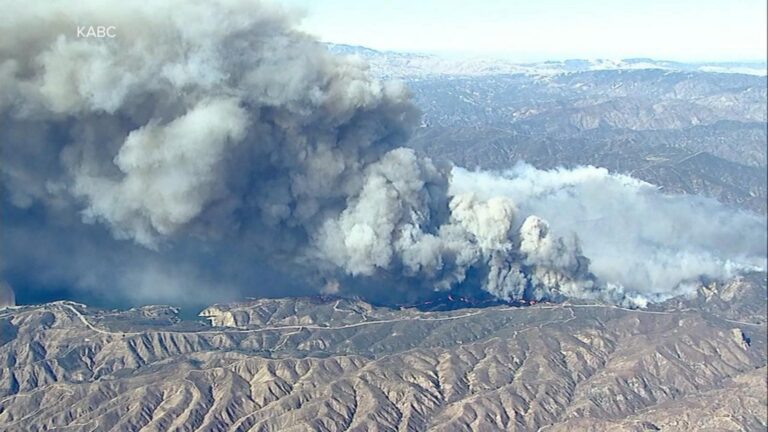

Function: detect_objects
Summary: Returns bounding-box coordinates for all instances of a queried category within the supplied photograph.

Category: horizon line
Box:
[323,42,768,65]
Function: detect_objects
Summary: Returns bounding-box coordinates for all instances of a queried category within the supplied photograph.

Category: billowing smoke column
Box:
[0,0,765,308]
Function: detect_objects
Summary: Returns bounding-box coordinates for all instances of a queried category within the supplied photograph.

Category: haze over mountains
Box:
[327,43,768,79]
[329,44,768,214]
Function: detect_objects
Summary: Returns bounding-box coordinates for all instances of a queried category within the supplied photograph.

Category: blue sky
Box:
[283,0,767,61]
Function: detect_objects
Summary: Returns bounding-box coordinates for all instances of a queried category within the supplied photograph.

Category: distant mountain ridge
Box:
[326,44,768,214]
[327,43,768,79]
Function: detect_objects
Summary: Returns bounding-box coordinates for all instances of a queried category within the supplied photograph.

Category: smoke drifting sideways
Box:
[0,0,765,309]
[451,166,767,307]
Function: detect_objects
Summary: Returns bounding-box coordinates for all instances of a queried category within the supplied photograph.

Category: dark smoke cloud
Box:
[1,0,765,309]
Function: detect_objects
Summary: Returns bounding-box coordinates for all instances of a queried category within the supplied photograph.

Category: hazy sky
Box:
[283,0,767,61]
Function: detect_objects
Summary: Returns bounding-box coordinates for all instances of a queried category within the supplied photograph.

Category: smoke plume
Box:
[451,165,766,306]
[1,0,765,308]
[0,282,14,308]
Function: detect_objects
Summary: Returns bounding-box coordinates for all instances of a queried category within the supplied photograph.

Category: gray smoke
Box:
[1,0,764,308]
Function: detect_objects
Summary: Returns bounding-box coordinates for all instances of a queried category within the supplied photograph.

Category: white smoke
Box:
[74,98,249,246]
[0,0,764,308]
[452,164,767,303]
[0,282,15,308]
[310,147,596,303]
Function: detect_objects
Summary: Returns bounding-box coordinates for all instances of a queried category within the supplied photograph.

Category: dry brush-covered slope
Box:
[0,277,766,431]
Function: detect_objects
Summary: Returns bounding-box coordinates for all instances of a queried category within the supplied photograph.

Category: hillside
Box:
[1,276,765,431]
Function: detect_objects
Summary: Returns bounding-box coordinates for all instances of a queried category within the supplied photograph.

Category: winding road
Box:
[52,299,764,341]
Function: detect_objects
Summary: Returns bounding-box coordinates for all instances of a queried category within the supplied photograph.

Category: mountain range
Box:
[0,275,765,431]
[328,45,768,214]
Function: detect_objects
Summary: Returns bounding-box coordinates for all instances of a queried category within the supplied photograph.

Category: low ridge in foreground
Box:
[0,275,766,431]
